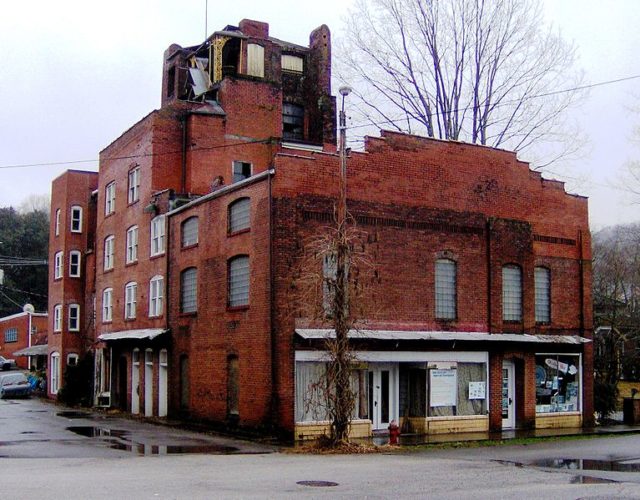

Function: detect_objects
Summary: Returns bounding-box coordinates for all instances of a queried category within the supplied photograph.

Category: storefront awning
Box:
[12,344,48,357]
[98,329,167,341]
[295,329,590,344]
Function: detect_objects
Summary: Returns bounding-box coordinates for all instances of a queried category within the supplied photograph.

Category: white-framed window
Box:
[228,256,249,307]
[435,259,457,320]
[535,267,551,323]
[181,267,197,313]
[50,352,60,395]
[53,304,62,332]
[67,353,79,366]
[104,235,114,271]
[125,282,137,319]
[70,205,83,233]
[128,166,140,204]
[105,181,116,215]
[69,250,81,277]
[246,43,265,77]
[68,304,80,331]
[149,275,164,317]
[502,265,522,322]
[232,161,252,183]
[281,54,304,73]
[55,208,61,236]
[150,215,166,256]
[181,217,199,247]
[126,225,139,264]
[228,198,250,233]
[102,288,113,322]
[4,327,17,343]
[54,251,63,279]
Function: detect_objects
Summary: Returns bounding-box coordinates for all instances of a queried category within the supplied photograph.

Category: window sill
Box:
[70,230,82,234]
[150,252,165,260]
[181,243,198,251]
[102,320,113,325]
[149,314,164,319]
[103,268,114,274]
[127,200,140,208]
[124,317,137,322]
[228,228,250,237]
[227,305,249,312]
[125,261,138,267]
[104,211,115,218]
[180,311,197,317]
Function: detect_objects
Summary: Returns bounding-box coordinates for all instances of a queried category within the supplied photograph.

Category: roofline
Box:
[0,311,48,322]
[167,169,274,216]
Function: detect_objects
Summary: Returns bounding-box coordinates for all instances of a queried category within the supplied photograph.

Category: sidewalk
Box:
[367,420,640,447]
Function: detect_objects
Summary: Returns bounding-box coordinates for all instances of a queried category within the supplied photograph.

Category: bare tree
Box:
[17,193,50,215]
[338,0,584,167]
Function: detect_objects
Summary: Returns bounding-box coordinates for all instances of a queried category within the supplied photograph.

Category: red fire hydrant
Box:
[388,419,400,445]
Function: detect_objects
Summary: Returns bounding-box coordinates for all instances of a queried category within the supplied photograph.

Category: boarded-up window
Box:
[281,54,303,73]
[227,356,239,416]
[228,256,249,307]
[435,259,456,319]
[246,44,264,78]
[502,265,522,321]
[228,198,250,233]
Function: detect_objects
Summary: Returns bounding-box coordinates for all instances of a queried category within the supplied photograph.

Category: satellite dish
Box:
[23,303,35,313]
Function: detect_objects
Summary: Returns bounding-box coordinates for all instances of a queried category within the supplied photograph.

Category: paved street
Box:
[4,398,640,498]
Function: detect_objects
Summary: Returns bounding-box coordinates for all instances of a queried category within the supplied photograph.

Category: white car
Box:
[0,355,17,371]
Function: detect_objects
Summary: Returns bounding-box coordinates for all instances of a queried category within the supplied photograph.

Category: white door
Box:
[158,349,168,417]
[144,349,154,417]
[502,361,515,429]
[131,349,140,414]
[368,364,398,430]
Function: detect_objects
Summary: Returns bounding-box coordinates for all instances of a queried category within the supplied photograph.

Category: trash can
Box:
[623,398,640,425]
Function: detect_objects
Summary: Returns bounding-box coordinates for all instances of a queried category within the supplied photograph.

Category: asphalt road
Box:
[3,398,640,499]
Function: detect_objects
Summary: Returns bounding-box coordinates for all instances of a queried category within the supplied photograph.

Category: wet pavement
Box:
[0,397,275,458]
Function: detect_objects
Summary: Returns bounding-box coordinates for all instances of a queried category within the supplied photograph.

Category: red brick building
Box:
[0,309,47,370]
[49,19,593,439]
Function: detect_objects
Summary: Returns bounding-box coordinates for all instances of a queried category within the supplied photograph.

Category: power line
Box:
[346,74,640,131]
[0,137,274,170]
[0,284,47,299]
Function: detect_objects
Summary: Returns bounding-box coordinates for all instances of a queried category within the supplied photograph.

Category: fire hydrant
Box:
[388,419,400,445]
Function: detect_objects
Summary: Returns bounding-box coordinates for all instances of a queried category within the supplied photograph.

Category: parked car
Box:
[0,355,16,371]
[0,372,32,398]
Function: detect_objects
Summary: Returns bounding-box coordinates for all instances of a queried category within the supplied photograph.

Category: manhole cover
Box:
[297,480,339,487]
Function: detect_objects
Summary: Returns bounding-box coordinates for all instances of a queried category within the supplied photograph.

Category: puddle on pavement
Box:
[570,475,616,484]
[532,458,640,473]
[57,411,92,419]
[66,426,239,455]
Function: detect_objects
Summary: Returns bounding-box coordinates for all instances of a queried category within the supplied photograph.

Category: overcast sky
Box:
[1,0,639,230]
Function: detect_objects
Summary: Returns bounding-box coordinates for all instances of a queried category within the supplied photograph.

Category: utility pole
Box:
[330,85,352,443]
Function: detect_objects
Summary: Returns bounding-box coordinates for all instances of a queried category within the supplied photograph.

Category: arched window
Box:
[435,259,456,320]
[180,268,197,313]
[502,265,522,321]
[149,275,164,317]
[125,282,137,319]
[102,288,113,322]
[535,267,551,323]
[70,205,83,233]
[69,250,81,277]
[228,256,249,307]
[228,198,250,233]
[181,217,199,247]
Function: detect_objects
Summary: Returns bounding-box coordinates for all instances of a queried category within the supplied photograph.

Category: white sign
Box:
[430,369,457,407]
[468,381,486,400]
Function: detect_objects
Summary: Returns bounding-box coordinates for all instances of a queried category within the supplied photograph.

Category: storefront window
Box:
[535,354,580,413]
[427,362,487,417]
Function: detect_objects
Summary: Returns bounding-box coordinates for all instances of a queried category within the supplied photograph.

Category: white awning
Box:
[98,329,167,341]
[295,329,590,344]
[12,344,48,357]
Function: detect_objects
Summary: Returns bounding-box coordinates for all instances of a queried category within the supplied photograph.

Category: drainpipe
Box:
[578,230,585,335]
[486,219,493,333]
[180,114,188,194]
[268,172,278,429]
[28,312,32,370]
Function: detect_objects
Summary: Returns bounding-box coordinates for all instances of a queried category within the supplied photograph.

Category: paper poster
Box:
[430,369,457,407]
[468,381,486,400]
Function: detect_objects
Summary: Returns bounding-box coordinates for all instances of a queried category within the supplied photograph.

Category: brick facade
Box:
[0,311,47,369]
[48,18,593,438]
